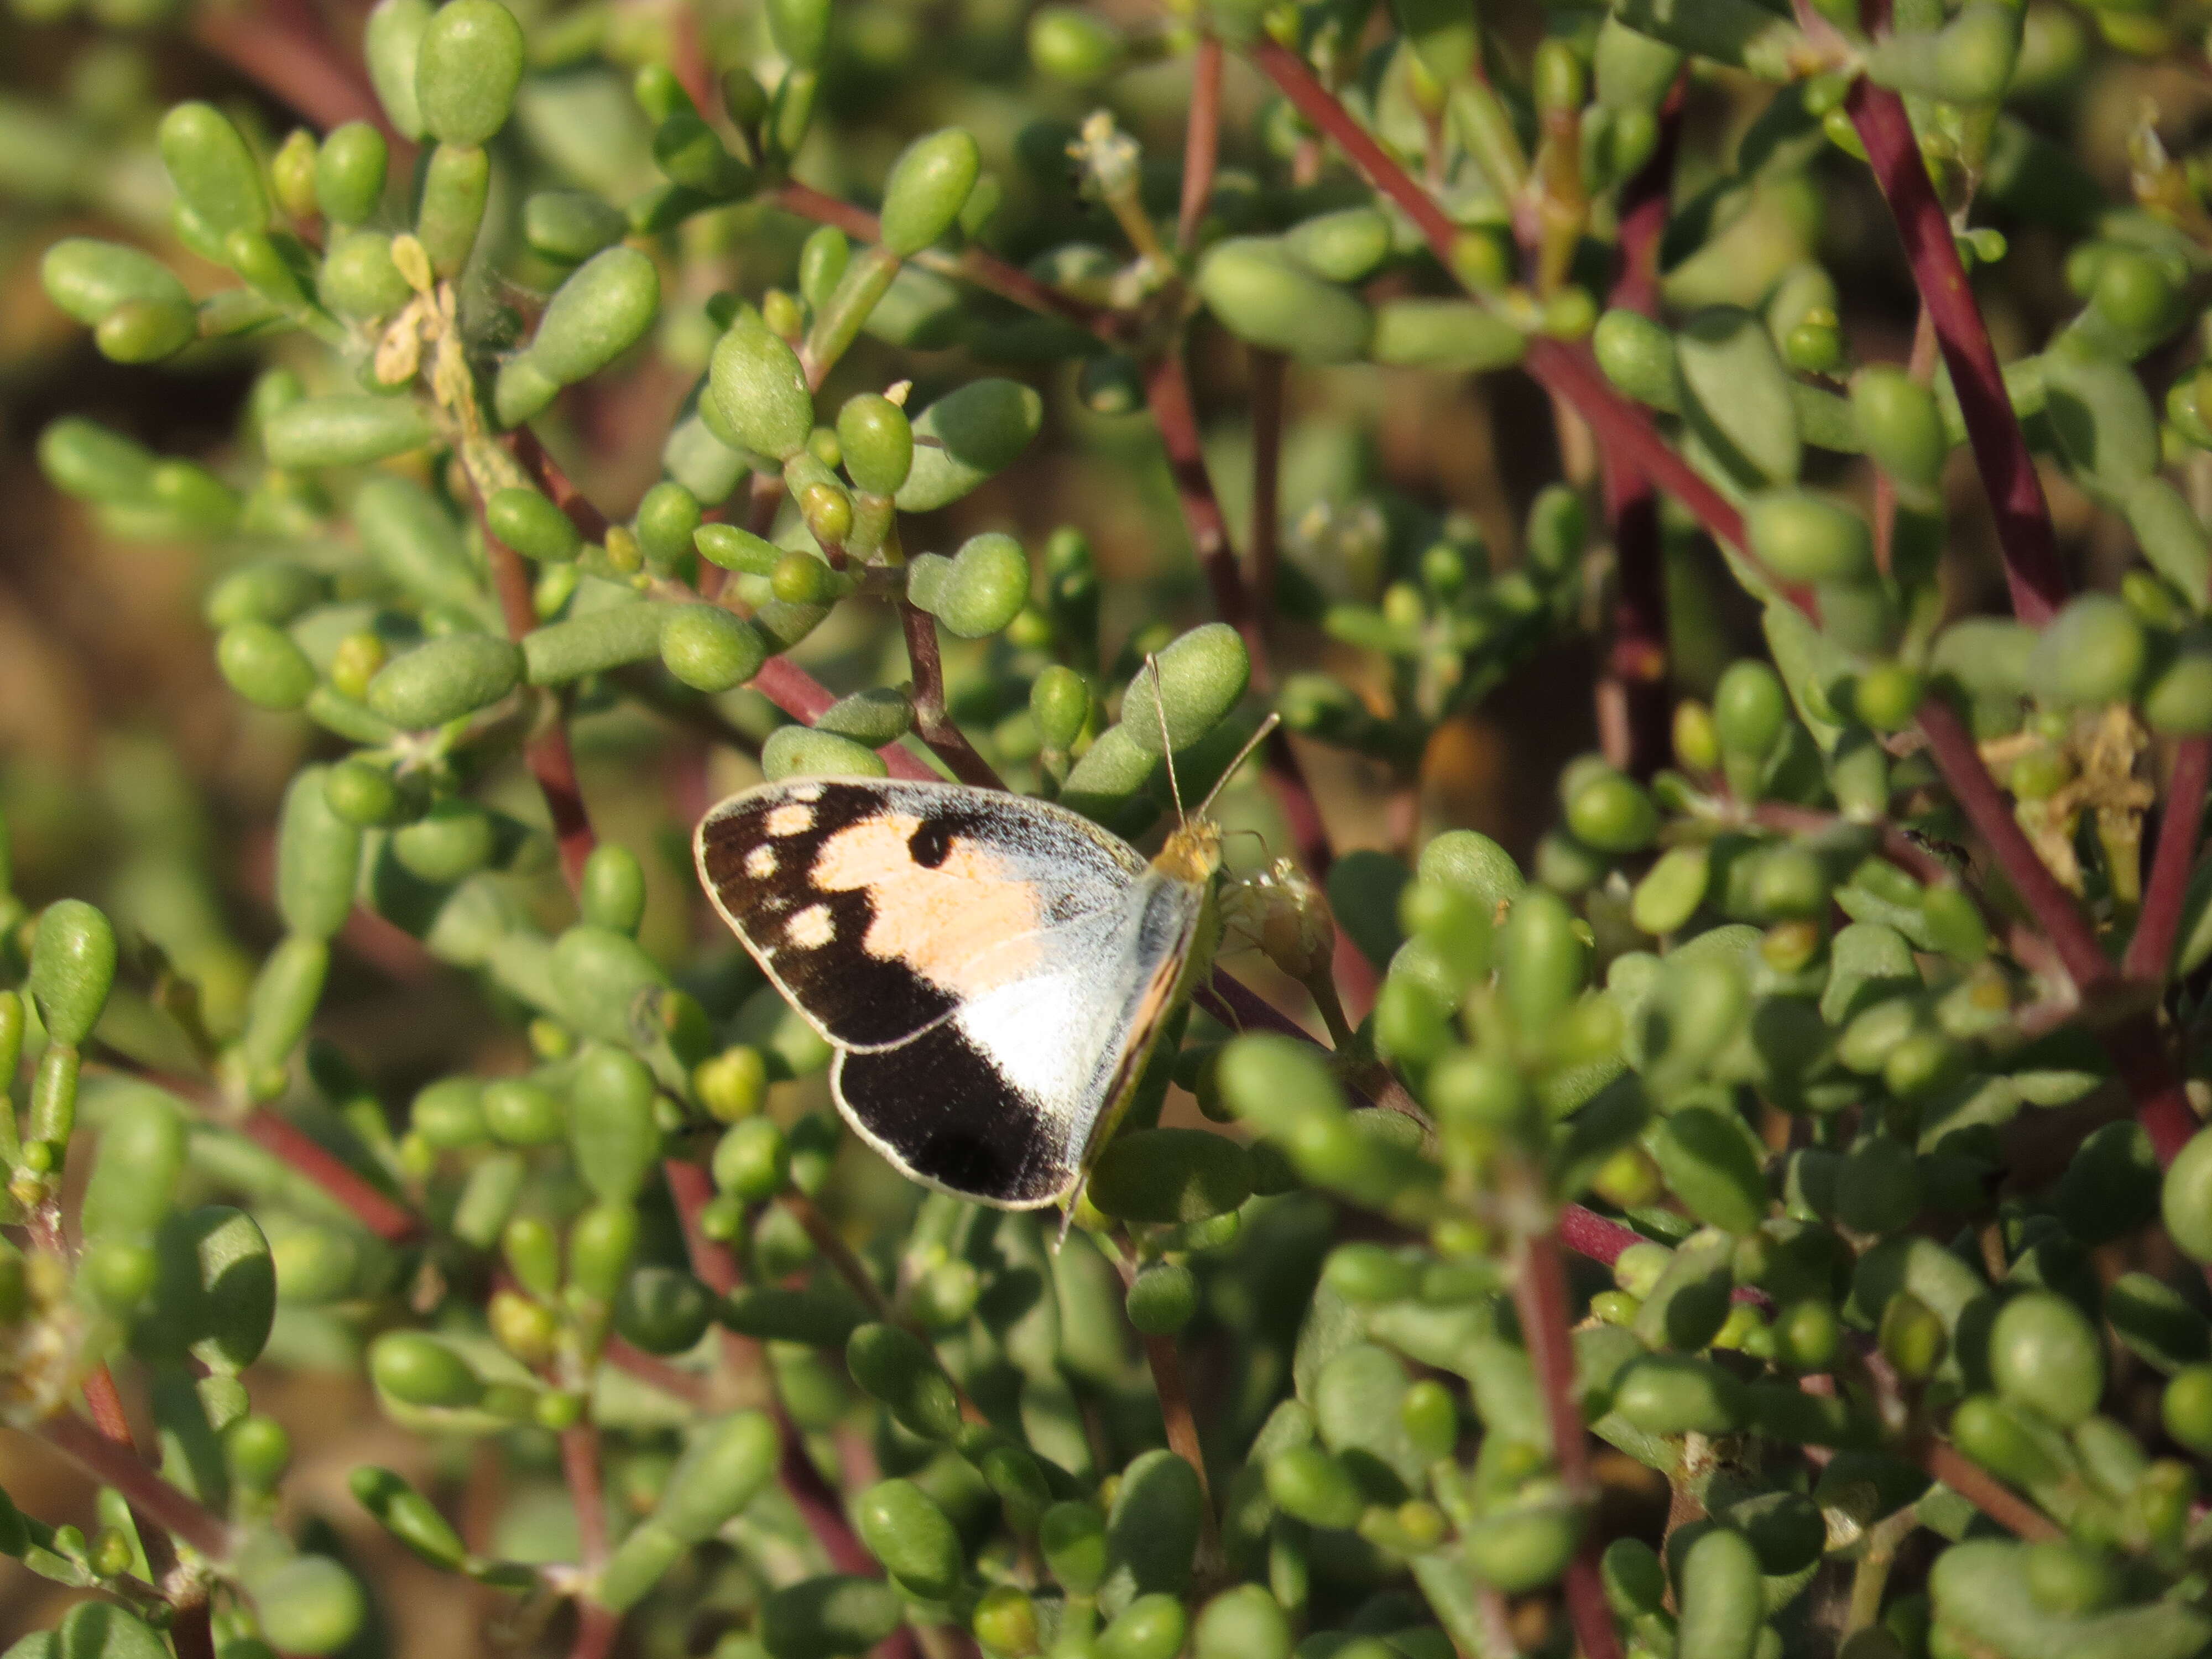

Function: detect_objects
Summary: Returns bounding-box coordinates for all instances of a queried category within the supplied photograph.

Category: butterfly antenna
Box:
[1145,653,1186,824]
[1196,711,1282,818]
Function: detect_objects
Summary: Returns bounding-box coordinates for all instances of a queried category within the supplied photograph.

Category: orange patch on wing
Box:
[812,813,1040,993]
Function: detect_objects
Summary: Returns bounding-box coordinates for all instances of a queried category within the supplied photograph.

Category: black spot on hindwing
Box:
[697,783,957,1048]
[835,1023,1071,1206]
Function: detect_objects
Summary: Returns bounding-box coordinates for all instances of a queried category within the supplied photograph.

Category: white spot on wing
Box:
[953,959,1128,1150]
[790,782,826,803]
[767,804,814,837]
[745,845,778,879]
[785,904,835,949]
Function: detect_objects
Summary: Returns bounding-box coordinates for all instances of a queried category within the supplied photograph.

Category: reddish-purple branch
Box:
[771,182,1111,337]
[750,658,941,782]
[899,603,1009,789]
[2127,735,2212,981]
[1249,349,1286,619]
[1845,80,2067,625]
[43,1412,235,1561]
[1597,81,1684,780]
[190,0,394,140]
[1916,698,2109,987]
[243,1107,421,1243]
[481,525,596,892]
[1178,37,1224,255]
[1510,1225,1624,1659]
[512,428,614,544]
[1243,40,1814,614]
[1142,351,1340,864]
[664,1154,918,1655]
[1919,698,2203,1169]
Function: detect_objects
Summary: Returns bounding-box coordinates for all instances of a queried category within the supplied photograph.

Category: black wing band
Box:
[833,1024,1073,1208]
[698,785,961,1049]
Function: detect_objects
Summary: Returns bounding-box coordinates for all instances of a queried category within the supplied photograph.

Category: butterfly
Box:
[693,707,1274,1210]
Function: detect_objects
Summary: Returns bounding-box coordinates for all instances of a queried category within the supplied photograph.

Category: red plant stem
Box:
[512,427,614,542]
[190,2,392,139]
[1916,698,2108,987]
[482,526,596,891]
[1597,84,1684,781]
[605,1338,709,1405]
[81,1363,133,1444]
[2127,735,2212,980]
[1915,1438,2062,1542]
[1143,351,1341,869]
[78,1362,200,1643]
[1249,348,1286,619]
[43,1412,234,1562]
[1143,1332,1222,1558]
[780,1192,900,1329]
[1178,36,1223,255]
[1919,698,2204,1168]
[90,1054,425,1245]
[1845,80,2066,626]
[750,658,940,782]
[564,1423,609,1571]
[1146,352,1255,668]
[1556,1203,2055,1539]
[1509,1222,1622,1659]
[1243,40,1811,613]
[899,604,1009,789]
[1557,1202,1640,1266]
[562,1422,620,1659]
[664,1153,914,1630]
[244,1106,421,1242]
[1748,800,2048,975]
[665,1158,741,1297]
[771,181,1111,337]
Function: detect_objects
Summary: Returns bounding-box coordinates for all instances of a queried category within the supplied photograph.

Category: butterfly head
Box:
[1153,814,1223,884]
[1141,654,1279,890]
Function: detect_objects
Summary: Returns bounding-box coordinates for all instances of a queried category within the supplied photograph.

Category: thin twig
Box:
[1104,1250,1222,1573]
[898,604,1008,789]
[511,428,614,542]
[779,1193,896,1326]
[562,1423,618,1659]
[664,1156,920,1646]
[1243,40,1816,614]
[1178,37,1224,255]
[1915,698,2109,987]
[481,524,596,893]
[1142,352,1342,890]
[771,181,1113,338]
[750,658,940,782]
[1914,1437,2062,1541]
[87,1056,422,1244]
[77,1362,205,1658]
[1249,348,1286,619]
[2127,735,2211,980]
[243,1106,421,1242]
[1507,1214,1623,1659]
[41,1413,234,1561]
[1596,80,1684,781]
[1912,701,2207,1162]
[1845,79,2067,625]
[189,0,393,139]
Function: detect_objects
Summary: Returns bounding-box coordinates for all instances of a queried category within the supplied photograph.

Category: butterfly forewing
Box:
[697,778,1141,1050]
[695,777,1207,1208]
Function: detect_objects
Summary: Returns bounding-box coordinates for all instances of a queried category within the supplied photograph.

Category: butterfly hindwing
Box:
[693,777,1211,1209]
